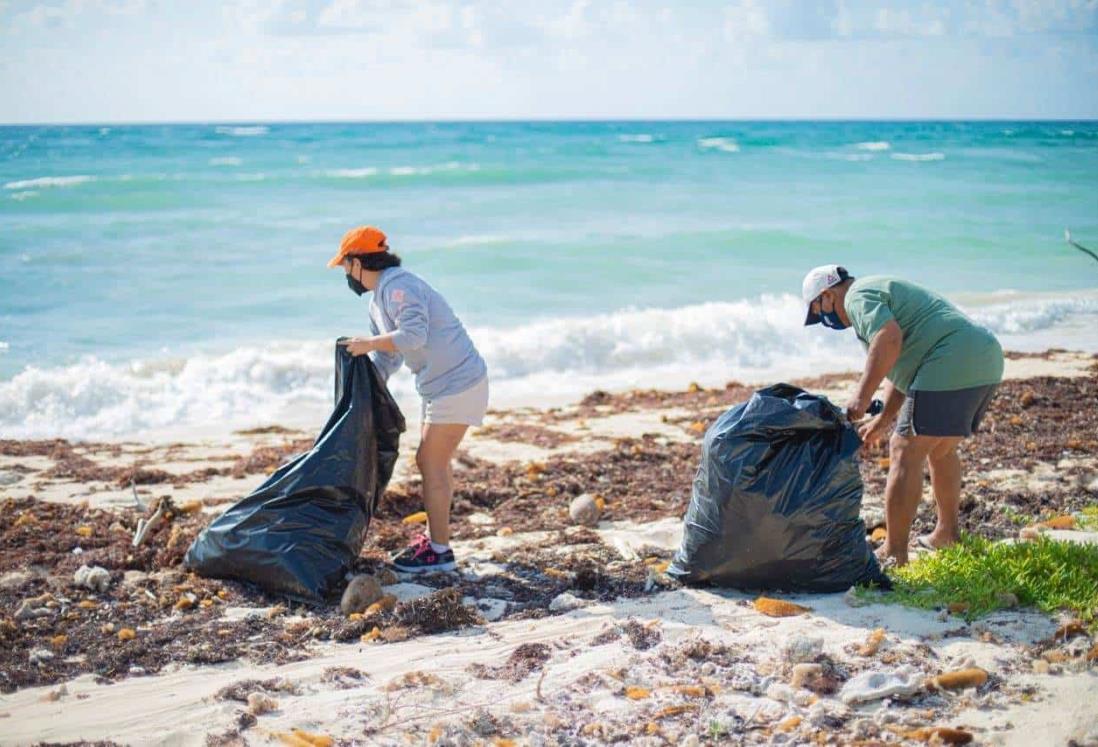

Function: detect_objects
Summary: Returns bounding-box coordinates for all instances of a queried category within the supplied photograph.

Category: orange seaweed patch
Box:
[776,716,802,733]
[401,511,428,525]
[655,704,699,719]
[904,727,974,744]
[858,628,886,656]
[931,668,988,690]
[754,597,811,617]
[1039,516,1076,530]
[624,686,650,700]
[870,527,887,542]
[671,685,707,697]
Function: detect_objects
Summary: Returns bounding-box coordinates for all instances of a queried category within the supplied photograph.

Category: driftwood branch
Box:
[132,497,169,548]
[1065,229,1098,265]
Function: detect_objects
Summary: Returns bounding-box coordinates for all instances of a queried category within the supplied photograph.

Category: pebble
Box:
[1019,526,1041,541]
[15,598,52,621]
[782,636,823,664]
[246,692,278,716]
[568,494,601,527]
[765,683,796,703]
[0,471,23,486]
[852,719,879,739]
[340,575,383,615]
[73,565,111,593]
[122,571,150,588]
[375,568,400,587]
[790,663,824,689]
[29,648,55,664]
[548,592,590,612]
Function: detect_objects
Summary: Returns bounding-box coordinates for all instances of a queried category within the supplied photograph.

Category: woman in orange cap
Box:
[330,226,488,574]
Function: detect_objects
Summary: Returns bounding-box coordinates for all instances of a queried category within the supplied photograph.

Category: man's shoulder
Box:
[850,275,897,292]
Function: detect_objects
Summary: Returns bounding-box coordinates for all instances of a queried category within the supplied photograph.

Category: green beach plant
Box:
[862,533,1098,625]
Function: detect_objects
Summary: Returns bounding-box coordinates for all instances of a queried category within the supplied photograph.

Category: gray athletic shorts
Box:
[895,384,999,438]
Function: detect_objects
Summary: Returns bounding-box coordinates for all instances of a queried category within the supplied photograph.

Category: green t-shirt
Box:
[844,276,1004,394]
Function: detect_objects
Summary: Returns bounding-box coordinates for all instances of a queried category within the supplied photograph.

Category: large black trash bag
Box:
[184,340,406,604]
[668,384,888,592]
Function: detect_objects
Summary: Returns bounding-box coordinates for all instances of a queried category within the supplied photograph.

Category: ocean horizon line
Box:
[3,116,1098,128]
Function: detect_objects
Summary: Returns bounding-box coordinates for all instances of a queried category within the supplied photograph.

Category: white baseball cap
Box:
[802,264,852,325]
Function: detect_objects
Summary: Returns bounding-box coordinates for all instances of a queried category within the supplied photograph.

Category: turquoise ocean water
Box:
[2,121,1097,439]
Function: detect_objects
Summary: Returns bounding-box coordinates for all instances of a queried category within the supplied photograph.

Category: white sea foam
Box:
[3,292,1096,440]
[9,191,38,201]
[891,152,945,162]
[234,173,267,181]
[697,137,740,153]
[4,175,95,190]
[855,141,890,151]
[326,167,379,178]
[618,134,655,143]
[215,125,269,137]
[826,153,874,161]
[209,157,242,166]
[965,294,1098,335]
[442,234,515,247]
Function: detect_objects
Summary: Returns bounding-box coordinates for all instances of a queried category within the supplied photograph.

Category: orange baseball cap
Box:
[326,225,389,268]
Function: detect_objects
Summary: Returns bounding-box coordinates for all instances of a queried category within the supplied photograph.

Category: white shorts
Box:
[420,376,489,426]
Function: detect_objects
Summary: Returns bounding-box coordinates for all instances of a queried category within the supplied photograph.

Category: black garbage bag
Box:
[668,384,888,592]
[184,340,405,604]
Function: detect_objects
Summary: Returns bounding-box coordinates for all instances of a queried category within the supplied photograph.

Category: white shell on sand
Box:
[840,666,923,704]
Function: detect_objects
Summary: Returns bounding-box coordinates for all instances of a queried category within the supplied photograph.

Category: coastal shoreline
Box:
[1,349,1095,745]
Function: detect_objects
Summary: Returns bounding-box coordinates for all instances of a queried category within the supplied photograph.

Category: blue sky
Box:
[2,0,1097,123]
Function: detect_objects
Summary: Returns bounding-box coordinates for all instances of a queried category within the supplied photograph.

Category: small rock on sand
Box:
[548,592,590,612]
[340,575,383,615]
[569,494,601,527]
[73,565,111,593]
[782,636,823,664]
[790,663,824,689]
[246,692,278,716]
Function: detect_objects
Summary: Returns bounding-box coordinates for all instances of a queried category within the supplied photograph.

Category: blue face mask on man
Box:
[818,294,848,330]
[820,308,847,330]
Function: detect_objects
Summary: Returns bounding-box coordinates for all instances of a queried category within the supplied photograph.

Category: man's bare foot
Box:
[875,544,908,568]
[918,530,960,550]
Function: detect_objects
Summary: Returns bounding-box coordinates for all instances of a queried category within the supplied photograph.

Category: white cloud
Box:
[722,0,769,42]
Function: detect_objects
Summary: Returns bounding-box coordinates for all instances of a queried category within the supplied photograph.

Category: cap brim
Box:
[804,307,822,326]
[326,252,346,269]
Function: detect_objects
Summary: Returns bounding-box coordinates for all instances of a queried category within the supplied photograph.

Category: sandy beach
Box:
[1,350,1096,746]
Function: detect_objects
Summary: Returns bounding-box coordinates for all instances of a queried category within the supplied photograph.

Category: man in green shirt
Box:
[801,265,1004,566]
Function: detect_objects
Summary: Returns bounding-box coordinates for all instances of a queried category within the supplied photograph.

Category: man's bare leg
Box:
[925,436,964,549]
[882,432,938,565]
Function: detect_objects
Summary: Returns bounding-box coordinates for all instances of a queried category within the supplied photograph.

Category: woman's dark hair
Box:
[352,251,402,272]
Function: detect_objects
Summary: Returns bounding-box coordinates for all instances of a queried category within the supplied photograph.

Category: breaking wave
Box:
[5,291,1094,440]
